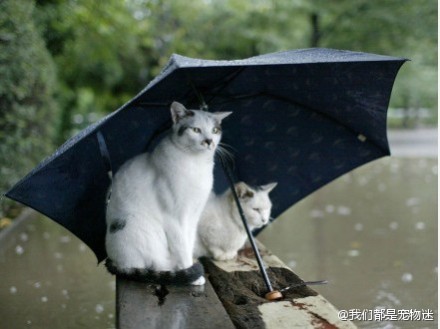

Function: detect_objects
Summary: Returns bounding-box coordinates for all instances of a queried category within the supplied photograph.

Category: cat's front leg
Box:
[166,228,205,285]
[166,227,194,269]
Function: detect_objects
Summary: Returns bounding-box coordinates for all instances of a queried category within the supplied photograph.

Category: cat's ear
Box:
[260,182,278,193]
[235,182,254,199]
[212,111,232,122]
[170,101,194,123]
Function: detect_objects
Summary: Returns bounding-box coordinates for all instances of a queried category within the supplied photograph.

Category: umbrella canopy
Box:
[5,48,406,262]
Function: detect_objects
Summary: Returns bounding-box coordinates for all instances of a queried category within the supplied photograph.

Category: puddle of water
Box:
[259,157,437,329]
[0,215,115,329]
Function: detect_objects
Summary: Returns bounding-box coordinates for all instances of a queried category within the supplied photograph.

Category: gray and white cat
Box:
[194,181,277,261]
[105,101,231,285]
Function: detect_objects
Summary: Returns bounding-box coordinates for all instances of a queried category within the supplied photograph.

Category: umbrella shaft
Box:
[221,160,274,293]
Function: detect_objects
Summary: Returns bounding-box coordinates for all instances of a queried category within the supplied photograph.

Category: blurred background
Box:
[0,1,437,328]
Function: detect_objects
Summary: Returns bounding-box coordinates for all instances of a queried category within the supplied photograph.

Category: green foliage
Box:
[34,0,437,137]
[0,0,58,217]
[302,0,438,111]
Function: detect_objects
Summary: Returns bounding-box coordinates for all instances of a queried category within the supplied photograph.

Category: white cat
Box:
[105,101,231,285]
[194,181,277,261]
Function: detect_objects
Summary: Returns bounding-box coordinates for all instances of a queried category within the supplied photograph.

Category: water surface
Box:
[0,214,115,329]
[259,157,437,329]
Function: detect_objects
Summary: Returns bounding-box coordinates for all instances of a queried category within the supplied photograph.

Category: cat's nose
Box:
[202,139,213,149]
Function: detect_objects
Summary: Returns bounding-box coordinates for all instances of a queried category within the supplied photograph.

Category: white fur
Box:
[194,181,277,261]
[105,102,231,280]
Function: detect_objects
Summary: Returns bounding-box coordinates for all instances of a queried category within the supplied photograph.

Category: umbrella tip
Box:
[265,290,283,301]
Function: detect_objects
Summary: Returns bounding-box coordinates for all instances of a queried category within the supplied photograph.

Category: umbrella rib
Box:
[205,68,247,105]
[181,67,246,110]
[210,91,385,152]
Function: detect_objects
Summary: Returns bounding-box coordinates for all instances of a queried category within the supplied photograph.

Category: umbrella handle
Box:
[220,158,282,301]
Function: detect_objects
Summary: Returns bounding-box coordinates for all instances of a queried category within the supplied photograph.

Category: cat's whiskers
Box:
[216,143,235,165]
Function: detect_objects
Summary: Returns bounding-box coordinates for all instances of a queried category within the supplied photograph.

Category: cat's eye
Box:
[212,127,221,134]
[192,127,201,133]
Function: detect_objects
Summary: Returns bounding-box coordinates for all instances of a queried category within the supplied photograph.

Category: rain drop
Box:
[287,260,297,268]
[73,114,84,124]
[357,134,367,142]
[401,273,413,283]
[405,197,420,207]
[62,289,69,299]
[34,282,41,289]
[20,233,29,242]
[375,290,401,306]
[347,250,360,257]
[337,206,351,216]
[59,236,71,243]
[43,232,50,240]
[15,245,24,255]
[95,304,104,314]
[354,223,364,231]
[389,222,399,230]
[10,286,17,294]
[78,243,87,252]
[415,222,426,230]
[41,296,48,303]
[325,205,335,213]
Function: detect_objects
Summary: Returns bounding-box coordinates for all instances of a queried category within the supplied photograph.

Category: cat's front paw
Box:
[213,252,237,261]
[191,276,206,286]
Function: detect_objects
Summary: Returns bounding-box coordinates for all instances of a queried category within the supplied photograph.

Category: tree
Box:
[293,0,437,114]
[0,0,58,217]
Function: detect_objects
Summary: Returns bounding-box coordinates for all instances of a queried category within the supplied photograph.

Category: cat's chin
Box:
[191,146,217,154]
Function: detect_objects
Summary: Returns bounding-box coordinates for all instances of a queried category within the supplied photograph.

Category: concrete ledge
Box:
[201,242,357,329]
[116,242,356,328]
[116,277,235,329]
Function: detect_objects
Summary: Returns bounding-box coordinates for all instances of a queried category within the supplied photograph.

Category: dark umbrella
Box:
[5,48,406,271]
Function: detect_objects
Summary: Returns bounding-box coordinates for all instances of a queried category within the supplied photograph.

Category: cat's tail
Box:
[105,258,204,285]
